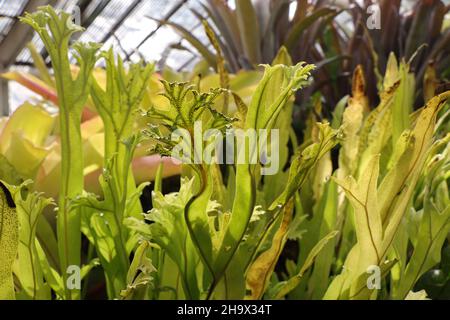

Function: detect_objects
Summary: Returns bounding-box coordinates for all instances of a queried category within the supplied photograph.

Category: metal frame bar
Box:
[124,0,189,61]
[0,74,8,116]
[98,0,142,45]
[0,0,58,114]
[79,0,110,28]
[0,0,58,68]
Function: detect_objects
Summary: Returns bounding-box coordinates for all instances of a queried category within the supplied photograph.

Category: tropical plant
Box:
[75,49,154,298]
[1,47,181,199]
[328,0,450,108]
[20,8,101,299]
[278,62,450,300]
[162,0,449,121]
[128,54,340,299]
[162,0,338,71]
[0,6,449,301]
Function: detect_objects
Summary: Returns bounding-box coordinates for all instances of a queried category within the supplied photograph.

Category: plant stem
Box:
[57,108,83,300]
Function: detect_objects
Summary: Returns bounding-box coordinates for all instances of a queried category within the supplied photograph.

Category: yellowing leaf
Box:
[405,290,429,300]
[245,199,294,299]
[380,91,450,254]
[273,231,339,299]
[338,66,366,178]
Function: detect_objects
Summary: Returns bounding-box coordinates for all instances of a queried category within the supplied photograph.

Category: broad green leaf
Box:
[348,259,397,300]
[356,89,397,178]
[80,203,129,299]
[331,95,349,129]
[334,155,383,270]
[380,91,450,253]
[326,91,450,300]
[394,205,450,299]
[76,150,150,299]
[80,258,100,280]
[213,63,317,293]
[305,179,339,299]
[185,168,215,283]
[245,63,315,131]
[392,137,450,299]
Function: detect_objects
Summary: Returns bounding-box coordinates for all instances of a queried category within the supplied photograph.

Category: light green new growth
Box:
[77,49,154,299]
[144,81,234,298]
[139,61,341,299]
[6,180,54,300]
[4,7,448,301]
[20,6,100,299]
[213,63,318,293]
